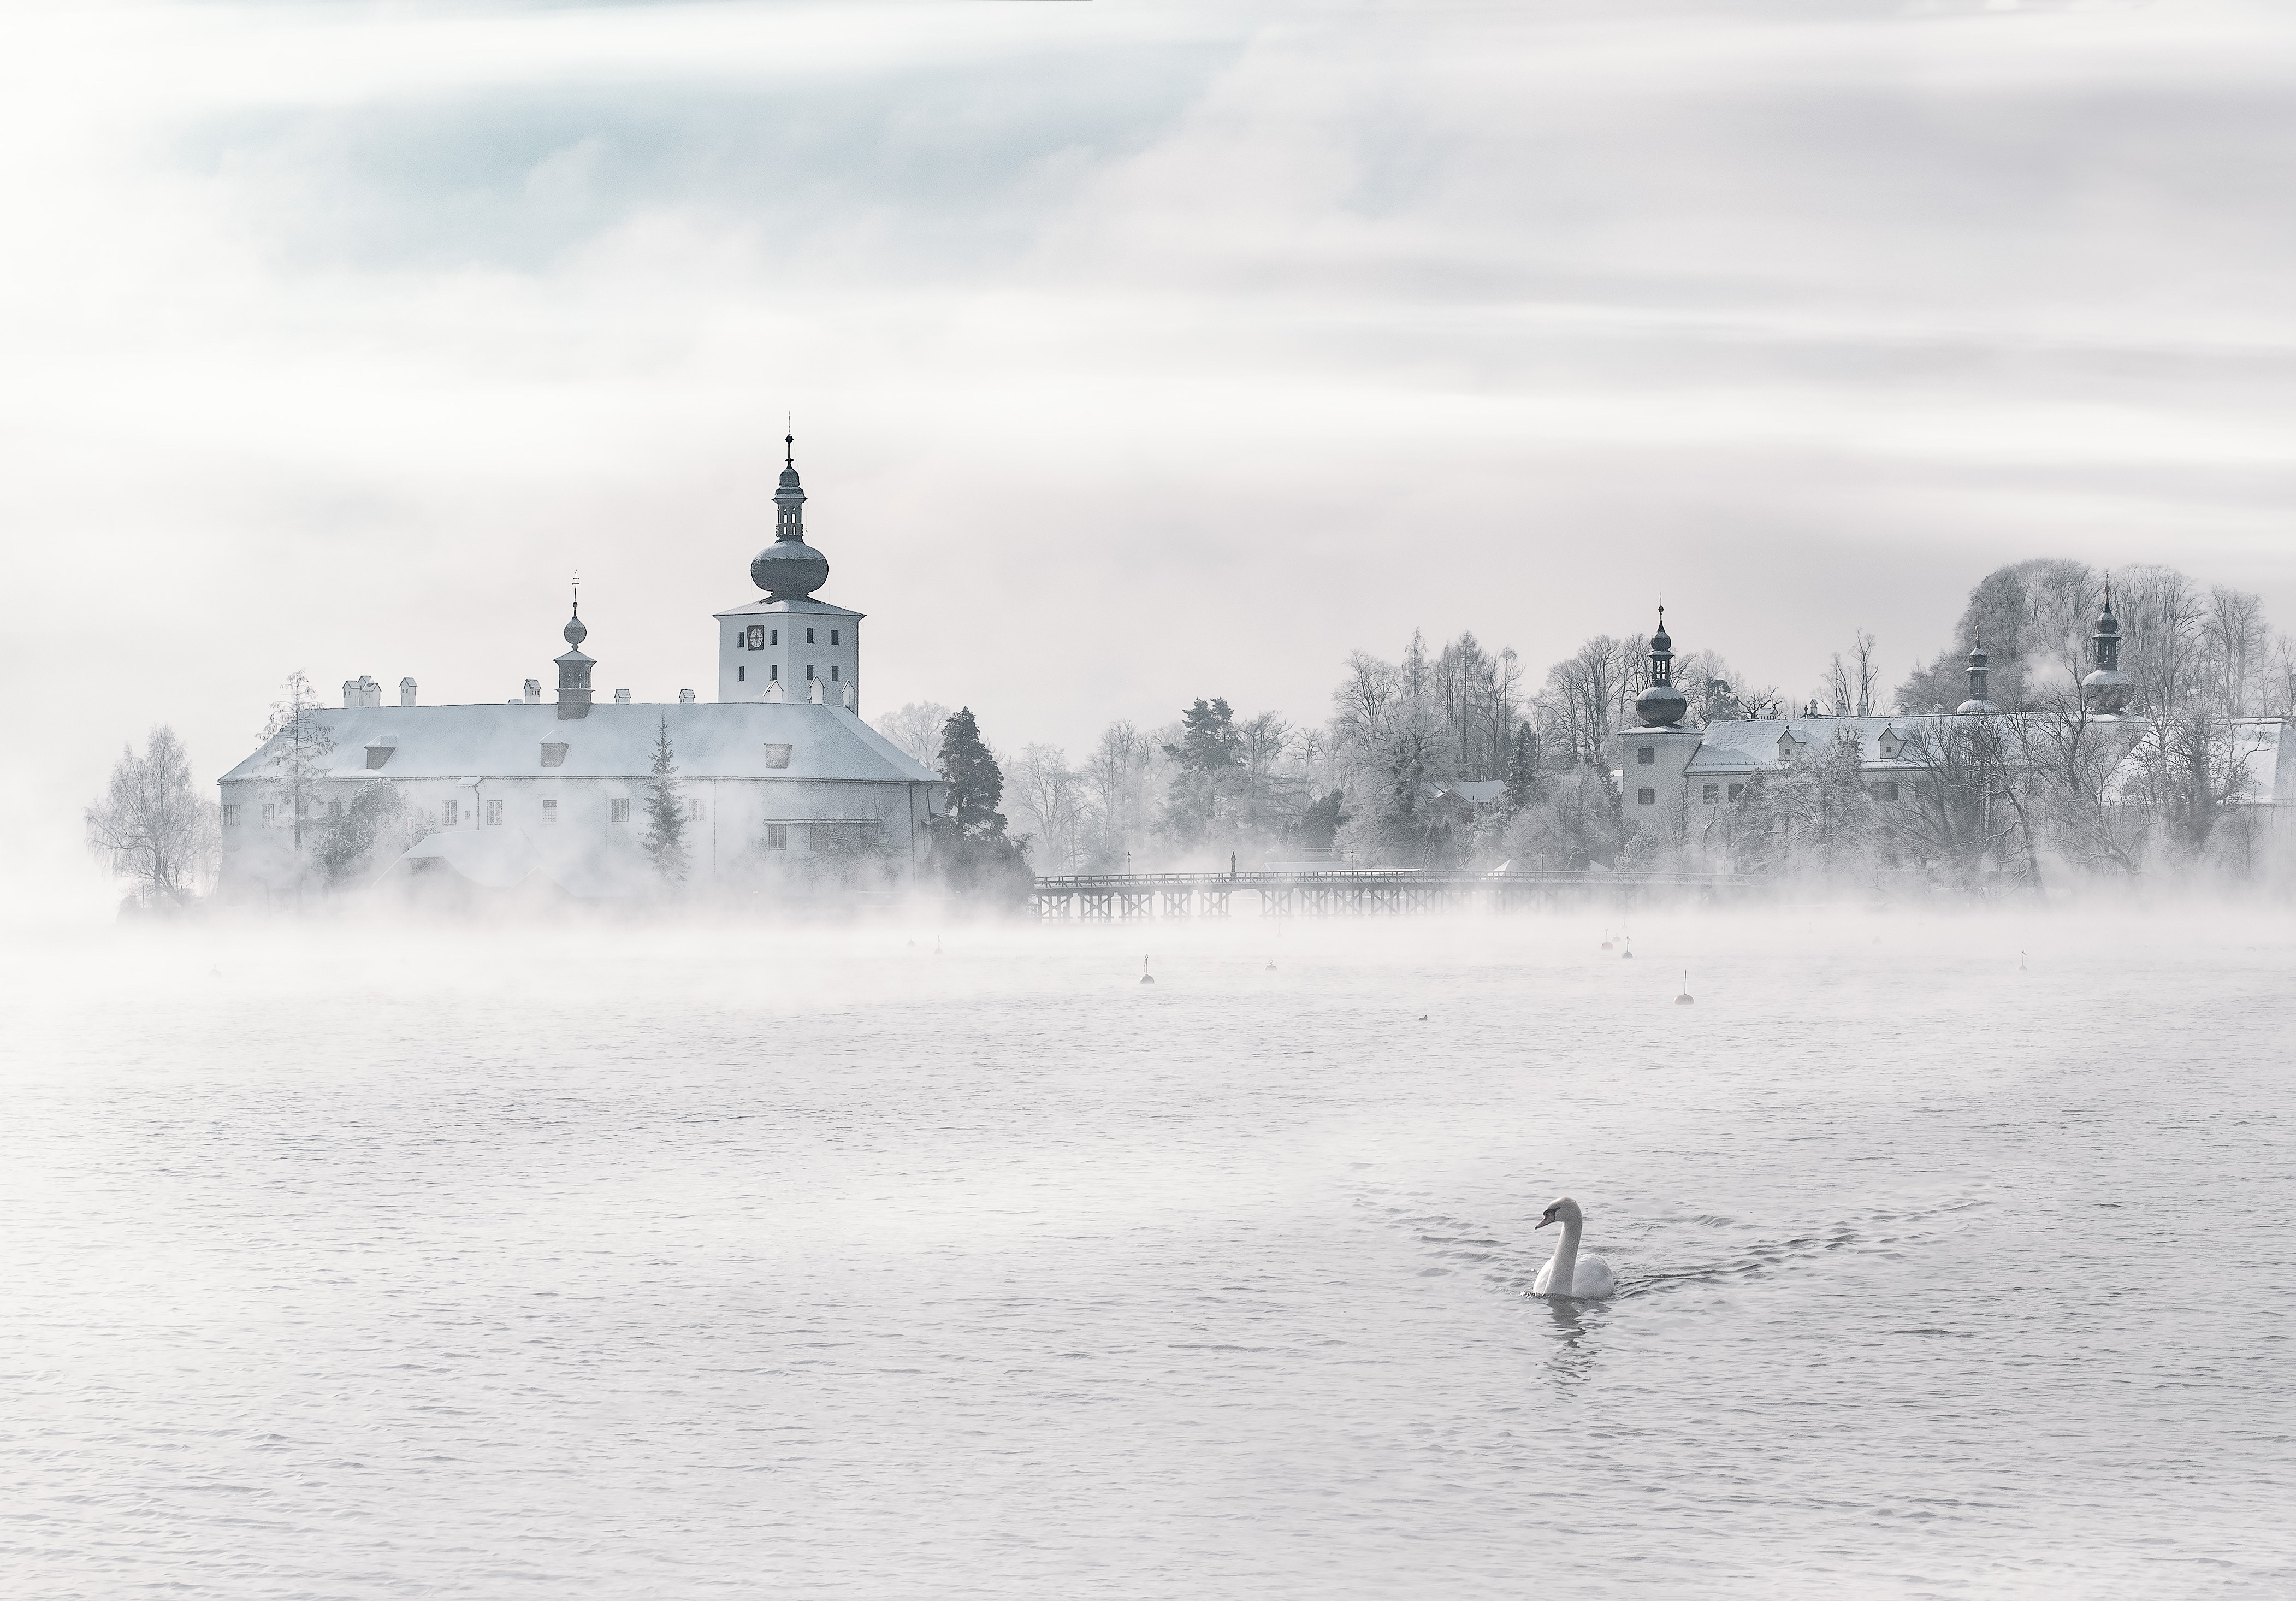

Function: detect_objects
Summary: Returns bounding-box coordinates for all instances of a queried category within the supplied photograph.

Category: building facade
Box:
[218,441,944,900]
[1615,598,2294,873]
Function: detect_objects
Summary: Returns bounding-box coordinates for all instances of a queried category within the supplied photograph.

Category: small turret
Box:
[1956,637,1997,714]
[554,572,594,720]
[1634,606,1689,727]
[2081,586,2132,716]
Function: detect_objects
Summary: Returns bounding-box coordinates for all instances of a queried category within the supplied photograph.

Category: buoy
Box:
[1417,1013,1428,1021]
[1675,969,1695,1005]
[1621,936,1634,960]
[1265,957,1277,971]
[1600,928,1613,951]
[1140,954,1156,985]
[2020,948,2027,971]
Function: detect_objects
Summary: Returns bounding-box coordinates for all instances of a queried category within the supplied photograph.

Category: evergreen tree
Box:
[930,707,1033,905]
[937,707,1008,838]
[1503,719,1546,810]
[313,781,420,888]
[642,716,690,883]
[1158,696,1240,843]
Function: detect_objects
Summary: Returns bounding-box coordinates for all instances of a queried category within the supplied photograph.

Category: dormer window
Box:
[762,743,793,769]
[540,742,569,767]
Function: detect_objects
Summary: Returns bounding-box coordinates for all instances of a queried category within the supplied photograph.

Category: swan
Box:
[1531,1197,1617,1299]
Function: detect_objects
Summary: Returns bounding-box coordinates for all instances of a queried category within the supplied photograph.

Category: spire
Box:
[753,431,830,599]
[1633,604,1688,726]
[1957,635,1996,714]
[2082,581,2132,714]
[555,571,594,720]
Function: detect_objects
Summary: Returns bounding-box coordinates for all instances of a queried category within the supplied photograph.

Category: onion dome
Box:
[2081,585,2132,714]
[1956,637,1997,714]
[1634,605,1688,726]
[563,604,588,648]
[750,433,831,600]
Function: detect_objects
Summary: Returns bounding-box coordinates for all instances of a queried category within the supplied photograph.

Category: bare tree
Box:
[1084,720,1157,867]
[872,701,954,768]
[261,670,334,864]
[86,726,217,903]
[1011,743,1088,870]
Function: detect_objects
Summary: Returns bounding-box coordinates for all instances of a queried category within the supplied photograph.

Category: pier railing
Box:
[1028,869,1711,919]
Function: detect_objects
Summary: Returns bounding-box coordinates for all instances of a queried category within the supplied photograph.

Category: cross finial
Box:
[785,431,794,468]
[571,569,581,616]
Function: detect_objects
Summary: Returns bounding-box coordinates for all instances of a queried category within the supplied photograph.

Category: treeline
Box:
[879,557,2296,889]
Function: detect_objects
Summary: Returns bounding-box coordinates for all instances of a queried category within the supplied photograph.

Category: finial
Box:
[571,568,581,617]
[785,428,794,469]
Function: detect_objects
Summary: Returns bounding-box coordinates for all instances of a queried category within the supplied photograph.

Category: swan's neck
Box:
[1547,1218,1582,1296]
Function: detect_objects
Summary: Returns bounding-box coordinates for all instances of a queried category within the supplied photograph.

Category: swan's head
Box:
[1536,1196,1584,1230]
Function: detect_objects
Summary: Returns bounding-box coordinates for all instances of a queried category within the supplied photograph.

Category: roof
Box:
[218,700,938,786]
[2227,718,2296,804]
[1682,715,1943,774]
[712,596,863,619]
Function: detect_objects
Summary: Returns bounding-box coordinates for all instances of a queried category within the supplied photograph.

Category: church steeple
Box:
[1634,605,1688,726]
[751,433,830,600]
[2082,585,2133,715]
[554,570,594,720]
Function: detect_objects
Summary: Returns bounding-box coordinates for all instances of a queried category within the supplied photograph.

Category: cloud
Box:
[8,0,2296,911]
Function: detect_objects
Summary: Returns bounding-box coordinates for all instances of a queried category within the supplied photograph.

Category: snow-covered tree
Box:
[85,725,216,903]
[261,670,334,862]
[872,700,953,766]
[641,717,690,883]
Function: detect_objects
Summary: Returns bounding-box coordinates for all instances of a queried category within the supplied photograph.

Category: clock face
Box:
[748,626,765,649]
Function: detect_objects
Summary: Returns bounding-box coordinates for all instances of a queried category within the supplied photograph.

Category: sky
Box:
[9,0,2296,905]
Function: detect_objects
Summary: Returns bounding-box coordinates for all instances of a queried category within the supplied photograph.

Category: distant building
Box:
[1615,599,2294,873]
[218,440,944,900]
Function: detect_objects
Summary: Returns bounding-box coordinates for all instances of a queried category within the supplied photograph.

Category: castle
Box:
[217,441,944,900]
[1616,598,2295,871]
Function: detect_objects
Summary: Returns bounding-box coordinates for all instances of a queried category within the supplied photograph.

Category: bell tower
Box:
[714,435,864,708]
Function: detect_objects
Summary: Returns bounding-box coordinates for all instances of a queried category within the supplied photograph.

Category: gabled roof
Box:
[1684,715,1953,774]
[218,701,937,786]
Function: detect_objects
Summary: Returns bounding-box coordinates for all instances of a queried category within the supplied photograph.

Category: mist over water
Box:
[5,908,2292,1598]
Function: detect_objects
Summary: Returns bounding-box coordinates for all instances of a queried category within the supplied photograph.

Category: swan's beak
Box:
[1535,1216,1554,1230]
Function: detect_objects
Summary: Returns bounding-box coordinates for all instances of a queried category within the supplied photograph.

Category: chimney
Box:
[613,688,630,704]
[399,676,418,707]
[342,678,359,708]
[360,675,382,708]
[679,688,695,703]
[524,679,541,705]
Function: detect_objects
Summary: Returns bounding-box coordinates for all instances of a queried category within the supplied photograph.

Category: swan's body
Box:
[1532,1196,1616,1299]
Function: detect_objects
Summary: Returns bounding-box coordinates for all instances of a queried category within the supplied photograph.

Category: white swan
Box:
[1531,1196,1617,1299]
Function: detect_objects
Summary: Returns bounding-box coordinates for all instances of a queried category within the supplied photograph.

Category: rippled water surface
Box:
[4,908,2293,1598]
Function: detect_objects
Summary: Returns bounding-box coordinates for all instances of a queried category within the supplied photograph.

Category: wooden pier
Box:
[1029,869,1707,919]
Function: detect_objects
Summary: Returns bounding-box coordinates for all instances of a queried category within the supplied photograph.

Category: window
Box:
[806,628,815,644]
[486,799,502,826]
[1874,781,1900,801]
[1727,783,1744,802]
[1636,787,1655,805]
[686,798,704,821]
[365,745,394,770]
[805,664,815,680]
[766,824,789,850]
[830,665,840,681]
[540,742,569,767]
[769,664,778,681]
[762,743,793,769]
[749,625,765,649]
[771,629,779,645]
[1702,784,1719,802]
[442,799,459,827]
[830,629,840,645]
[328,800,343,822]
[223,803,240,826]
[263,803,276,824]
[738,665,746,682]
[1637,746,1654,765]
[610,797,630,824]
[541,799,558,825]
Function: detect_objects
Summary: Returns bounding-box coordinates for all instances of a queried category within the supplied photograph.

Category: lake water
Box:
[3,906,2292,1598]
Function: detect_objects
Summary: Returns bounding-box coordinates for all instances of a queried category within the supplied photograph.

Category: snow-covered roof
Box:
[1681,716,1945,773]
[218,701,937,786]
[712,596,863,620]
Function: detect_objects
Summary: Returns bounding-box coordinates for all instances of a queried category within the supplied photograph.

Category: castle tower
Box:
[555,581,594,720]
[2082,587,2132,716]
[715,435,863,708]
[1621,606,1702,834]
[1956,638,1997,714]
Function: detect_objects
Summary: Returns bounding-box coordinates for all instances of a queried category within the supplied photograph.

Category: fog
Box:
[7,907,2293,1595]
[15,1,2296,912]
